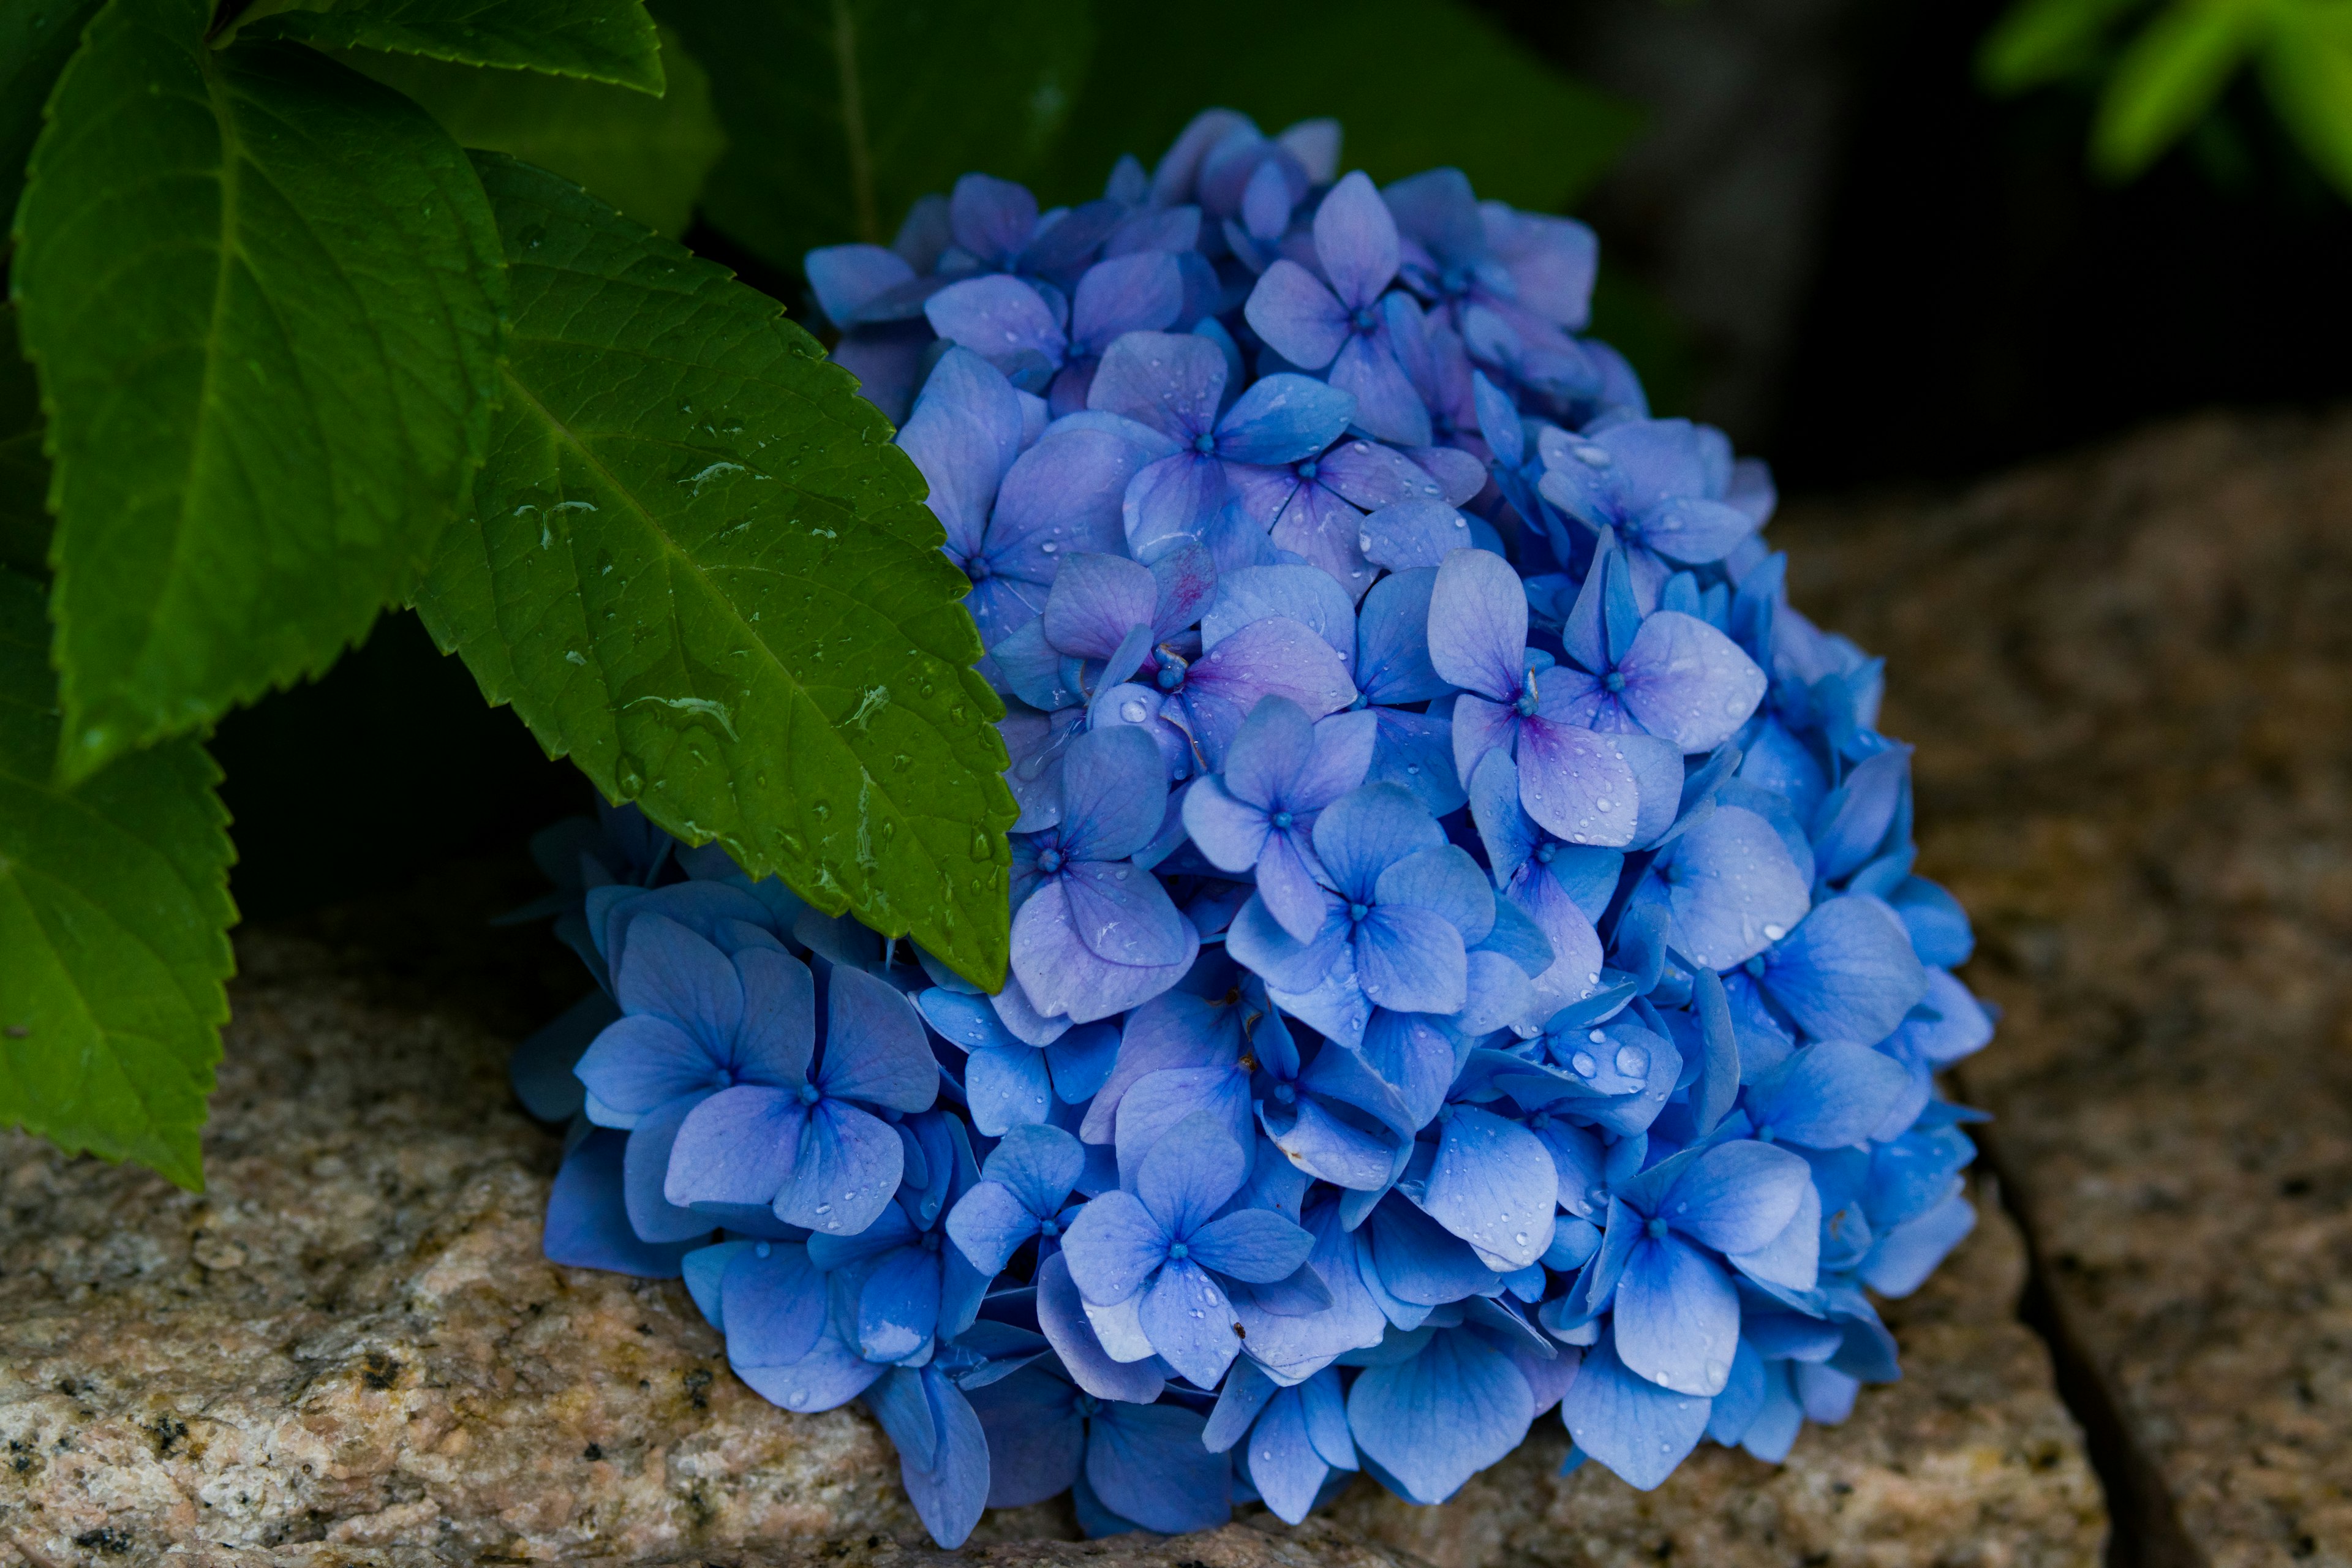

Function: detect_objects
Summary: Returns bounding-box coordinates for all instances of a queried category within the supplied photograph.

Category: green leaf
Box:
[0,566,235,1189]
[2091,0,2270,178]
[657,0,1092,266]
[0,308,47,578]
[2261,2,2352,198]
[0,0,107,227]
[328,24,723,236]
[12,0,507,784]
[1979,0,2154,89]
[238,0,663,94]
[415,154,1017,986]
[1044,0,1640,214]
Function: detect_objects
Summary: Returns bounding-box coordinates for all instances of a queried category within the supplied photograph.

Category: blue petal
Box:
[1747,1041,1915,1148]
[1860,1188,1975,1297]
[1613,1234,1740,1395]
[925,274,1068,374]
[968,1366,1087,1507]
[1356,567,1447,706]
[1182,775,1273,872]
[1204,1358,1280,1451]
[1311,783,1445,903]
[1760,896,1928,1046]
[1061,1188,1169,1305]
[1136,1109,1250,1234]
[735,1320,886,1413]
[1373,843,1495,944]
[1246,1387,1335,1523]
[720,1241,826,1367]
[1189,1207,1316,1283]
[1035,1251,1167,1402]
[543,1129,693,1278]
[1087,1403,1231,1535]
[576,1013,720,1124]
[1090,331,1224,445]
[1419,1106,1556,1269]
[1055,723,1170,864]
[965,1042,1054,1137]
[1112,1064,1254,1188]
[611,913,742,1058]
[1664,805,1811,970]
[1216,374,1357,466]
[1366,1193,1498,1306]
[1204,568,1359,674]
[1046,1020,1122,1102]
[1347,1328,1534,1504]
[945,1180,1041,1275]
[622,1096,716,1244]
[895,1366,992,1548]
[1243,259,1349,369]
[1663,1137,1812,1254]
[665,1085,805,1209]
[1559,1328,1712,1490]
[1139,1256,1243,1387]
[1354,904,1469,1016]
[819,967,938,1113]
[778,1099,904,1235]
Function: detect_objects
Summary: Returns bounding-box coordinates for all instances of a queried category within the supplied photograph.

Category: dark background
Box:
[214,0,2352,922]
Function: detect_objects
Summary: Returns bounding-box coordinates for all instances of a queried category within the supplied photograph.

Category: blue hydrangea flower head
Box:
[521,105,2000,1545]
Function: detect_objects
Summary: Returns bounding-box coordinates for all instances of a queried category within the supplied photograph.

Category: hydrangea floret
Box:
[514,108,1993,1548]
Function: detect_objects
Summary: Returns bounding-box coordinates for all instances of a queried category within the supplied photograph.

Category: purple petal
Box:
[1381,168,1482,265]
[1204,565,1357,673]
[1427,546,1526,701]
[1178,617,1360,771]
[1042,551,1155,660]
[1244,258,1349,370]
[1221,694,1316,810]
[1370,705,1465,816]
[1313,171,1401,309]
[1063,859,1194,967]
[1618,610,1767,752]
[1373,843,1494,942]
[1354,905,1469,1014]
[1359,499,1474,571]
[1058,723,1169,862]
[1072,252,1184,351]
[1330,333,1433,448]
[1642,496,1759,565]
[899,348,1026,560]
[924,274,1068,371]
[1122,451,1230,563]
[1088,330,1224,444]
[804,243,916,328]
[1513,720,1642,847]
[1183,775,1273,871]
[1310,782,1444,900]
[1010,879,1197,1024]
[984,428,1151,590]
[950,172,1039,264]
[1356,568,1446,704]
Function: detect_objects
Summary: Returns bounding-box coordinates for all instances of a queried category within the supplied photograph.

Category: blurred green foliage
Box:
[1981,0,2352,197]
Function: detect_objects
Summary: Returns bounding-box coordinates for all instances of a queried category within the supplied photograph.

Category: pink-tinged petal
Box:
[924,275,1068,368]
[1619,610,1768,752]
[1514,719,1642,847]
[1330,333,1433,448]
[1449,694,1518,801]
[1042,552,1156,660]
[1178,619,1359,771]
[1072,252,1185,352]
[1089,331,1225,443]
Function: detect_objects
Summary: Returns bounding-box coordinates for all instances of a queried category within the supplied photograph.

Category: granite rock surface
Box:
[1775,410,2352,1568]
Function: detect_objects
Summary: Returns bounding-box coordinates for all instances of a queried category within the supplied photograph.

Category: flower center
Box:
[1744,956,1768,978]
[1296,459,1319,481]
[1037,1217,1058,1238]
[1036,846,1065,875]
[1352,306,1378,333]
[1534,842,1557,864]
[796,1082,821,1106]
[965,556,991,581]
[1193,431,1218,454]
[1271,809,1294,829]
[1167,1240,1189,1261]
[1273,1082,1296,1104]
[1603,670,1626,693]
[1515,666,1541,718]
[1645,1216,1668,1240]
[1348,901,1371,922]
[1074,1393,1101,1417]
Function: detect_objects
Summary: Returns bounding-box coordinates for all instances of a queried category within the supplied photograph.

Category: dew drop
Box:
[1120,699,1147,723]
[1570,1051,1597,1077]
[1615,1044,1649,1077]
[1762,923,1785,941]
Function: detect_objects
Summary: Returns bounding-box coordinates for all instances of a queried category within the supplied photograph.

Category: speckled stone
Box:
[0,931,925,1566]
[1773,410,2352,1568]
[1328,1180,2103,1568]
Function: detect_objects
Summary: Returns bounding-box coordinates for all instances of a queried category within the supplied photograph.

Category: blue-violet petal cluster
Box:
[519,108,1992,1548]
